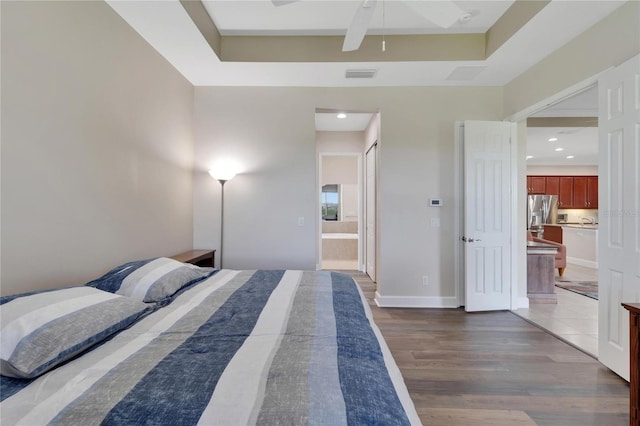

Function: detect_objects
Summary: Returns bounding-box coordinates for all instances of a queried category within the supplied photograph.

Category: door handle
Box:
[462,237,481,243]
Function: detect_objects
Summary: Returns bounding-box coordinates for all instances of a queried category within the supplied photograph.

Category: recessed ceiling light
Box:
[526,155,533,160]
[548,137,558,142]
[337,113,347,119]
[566,155,575,159]
[554,147,564,152]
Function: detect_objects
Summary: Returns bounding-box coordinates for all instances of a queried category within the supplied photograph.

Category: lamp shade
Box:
[208,162,238,182]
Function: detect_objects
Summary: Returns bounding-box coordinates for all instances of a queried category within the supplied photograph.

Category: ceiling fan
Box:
[272,0,467,52]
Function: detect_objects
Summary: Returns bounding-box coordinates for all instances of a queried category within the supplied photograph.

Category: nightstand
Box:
[170,249,216,268]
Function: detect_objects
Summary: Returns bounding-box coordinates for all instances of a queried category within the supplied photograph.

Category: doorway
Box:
[319,153,361,270]
[515,85,600,357]
[315,110,379,278]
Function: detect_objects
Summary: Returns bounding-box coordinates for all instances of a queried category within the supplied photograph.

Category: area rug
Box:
[555,280,598,300]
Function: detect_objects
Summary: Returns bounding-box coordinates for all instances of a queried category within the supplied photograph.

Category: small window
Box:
[322,184,339,221]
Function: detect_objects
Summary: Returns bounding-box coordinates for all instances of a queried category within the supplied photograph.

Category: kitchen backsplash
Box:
[558,208,598,224]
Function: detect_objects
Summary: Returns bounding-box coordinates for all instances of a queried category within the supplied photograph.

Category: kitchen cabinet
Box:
[562,225,598,267]
[545,176,560,197]
[558,177,574,208]
[527,175,598,208]
[542,224,563,244]
[527,176,546,194]
[573,176,588,208]
[567,176,599,208]
[587,176,598,208]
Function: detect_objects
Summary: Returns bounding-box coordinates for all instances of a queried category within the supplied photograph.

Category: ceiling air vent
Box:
[345,69,378,79]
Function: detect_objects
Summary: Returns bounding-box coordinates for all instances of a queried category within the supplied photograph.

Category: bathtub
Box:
[322,233,358,260]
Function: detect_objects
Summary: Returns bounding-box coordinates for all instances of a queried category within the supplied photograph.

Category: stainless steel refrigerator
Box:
[527,194,558,238]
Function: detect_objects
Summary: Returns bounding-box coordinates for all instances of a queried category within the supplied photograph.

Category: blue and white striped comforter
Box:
[1,270,421,425]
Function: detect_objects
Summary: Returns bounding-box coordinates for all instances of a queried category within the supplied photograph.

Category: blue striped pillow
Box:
[86,257,215,303]
[0,287,151,379]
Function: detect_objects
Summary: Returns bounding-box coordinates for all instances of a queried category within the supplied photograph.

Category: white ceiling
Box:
[315,112,374,131]
[106,1,609,162]
[530,85,599,118]
[526,126,598,166]
[202,0,511,36]
[526,86,598,166]
[106,0,626,87]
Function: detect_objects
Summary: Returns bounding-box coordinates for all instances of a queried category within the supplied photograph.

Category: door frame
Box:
[317,152,363,271]
[505,73,606,309]
[365,141,377,281]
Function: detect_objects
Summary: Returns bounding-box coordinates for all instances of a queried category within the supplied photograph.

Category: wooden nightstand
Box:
[170,249,216,268]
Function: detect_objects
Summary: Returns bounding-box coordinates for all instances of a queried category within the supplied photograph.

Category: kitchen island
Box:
[562,224,598,268]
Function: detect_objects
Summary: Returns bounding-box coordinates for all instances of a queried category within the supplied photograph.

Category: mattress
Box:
[1,269,420,425]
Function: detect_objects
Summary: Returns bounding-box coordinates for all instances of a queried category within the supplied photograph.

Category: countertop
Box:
[561,223,599,230]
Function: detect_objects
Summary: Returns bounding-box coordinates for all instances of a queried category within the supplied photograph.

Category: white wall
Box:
[322,156,358,185]
[193,86,503,301]
[527,165,598,175]
[504,1,640,117]
[316,131,365,153]
[1,1,195,295]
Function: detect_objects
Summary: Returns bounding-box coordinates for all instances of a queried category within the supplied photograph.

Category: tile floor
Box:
[513,263,599,357]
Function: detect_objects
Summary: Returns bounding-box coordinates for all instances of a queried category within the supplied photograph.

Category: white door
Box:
[598,54,640,381]
[365,143,377,282]
[463,121,514,312]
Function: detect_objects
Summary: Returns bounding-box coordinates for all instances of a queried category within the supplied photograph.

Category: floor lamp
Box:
[208,167,236,269]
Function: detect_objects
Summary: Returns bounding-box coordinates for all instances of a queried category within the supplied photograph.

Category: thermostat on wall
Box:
[429,198,443,207]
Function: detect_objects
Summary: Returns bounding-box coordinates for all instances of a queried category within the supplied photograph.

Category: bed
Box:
[0,258,420,425]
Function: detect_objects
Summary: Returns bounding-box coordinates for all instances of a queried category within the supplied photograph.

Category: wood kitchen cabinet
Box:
[573,176,588,208]
[545,176,560,197]
[527,176,546,194]
[558,177,574,208]
[564,176,599,208]
[587,176,598,208]
[527,175,598,208]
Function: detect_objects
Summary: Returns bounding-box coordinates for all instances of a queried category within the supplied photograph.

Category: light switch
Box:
[431,218,440,228]
[298,216,305,226]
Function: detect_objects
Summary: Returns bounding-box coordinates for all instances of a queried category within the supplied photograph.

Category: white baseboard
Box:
[374,292,459,308]
[567,257,598,269]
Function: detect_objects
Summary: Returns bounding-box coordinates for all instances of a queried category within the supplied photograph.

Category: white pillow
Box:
[86,257,215,303]
[0,286,151,379]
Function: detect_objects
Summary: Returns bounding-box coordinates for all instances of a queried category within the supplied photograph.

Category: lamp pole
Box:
[218,179,227,269]
[209,163,236,269]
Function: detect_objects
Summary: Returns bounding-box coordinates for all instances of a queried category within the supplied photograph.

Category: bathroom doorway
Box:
[316,110,378,272]
[318,153,361,270]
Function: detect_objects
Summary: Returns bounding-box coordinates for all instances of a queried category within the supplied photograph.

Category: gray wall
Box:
[3,0,637,305]
[1,1,195,295]
[193,86,503,301]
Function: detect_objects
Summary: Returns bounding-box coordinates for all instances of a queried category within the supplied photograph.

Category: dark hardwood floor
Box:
[342,270,630,426]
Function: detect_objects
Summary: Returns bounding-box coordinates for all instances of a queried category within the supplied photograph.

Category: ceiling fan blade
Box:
[271,0,299,6]
[342,0,378,52]
[405,0,465,28]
